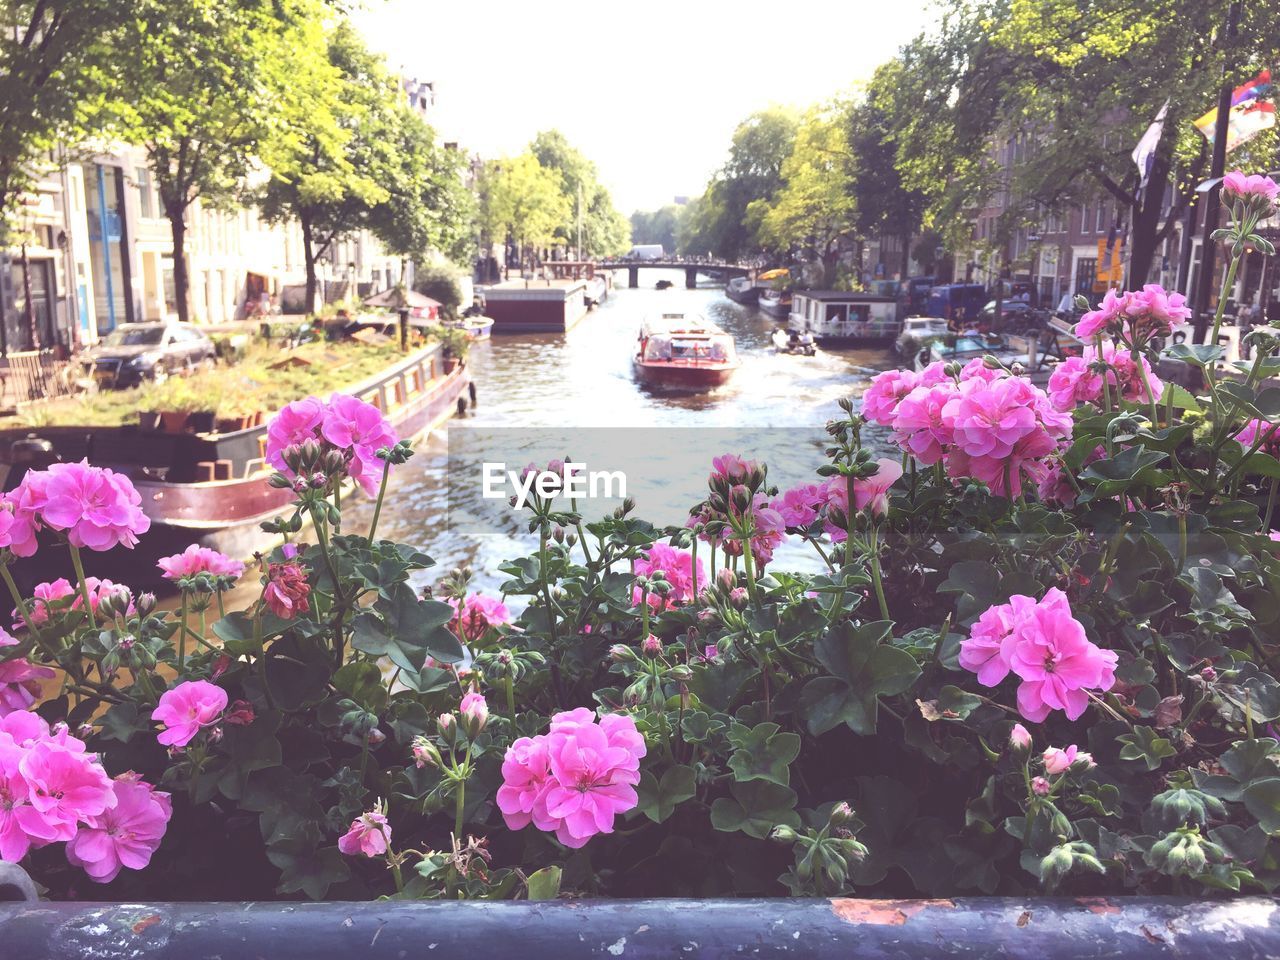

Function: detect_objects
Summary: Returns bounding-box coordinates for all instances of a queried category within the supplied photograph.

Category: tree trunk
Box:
[19,243,39,350]
[1125,133,1175,288]
[900,230,912,279]
[167,205,191,324]
[301,213,318,316]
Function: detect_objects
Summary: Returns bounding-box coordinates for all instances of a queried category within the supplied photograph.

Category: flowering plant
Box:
[2,175,1280,902]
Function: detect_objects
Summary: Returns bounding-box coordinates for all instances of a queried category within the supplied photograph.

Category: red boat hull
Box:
[632,357,738,390]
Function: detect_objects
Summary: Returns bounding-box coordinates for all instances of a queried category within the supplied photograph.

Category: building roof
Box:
[795,291,896,302]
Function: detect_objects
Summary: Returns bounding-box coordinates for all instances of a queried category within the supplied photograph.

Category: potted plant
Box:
[145,378,212,433]
[433,326,469,373]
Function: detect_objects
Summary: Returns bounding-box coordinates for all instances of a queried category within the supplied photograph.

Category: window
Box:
[1075,258,1097,296]
[137,167,154,219]
[1095,202,1106,233]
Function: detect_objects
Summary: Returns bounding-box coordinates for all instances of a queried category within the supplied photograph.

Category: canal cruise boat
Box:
[0,342,472,590]
[788,291,901,346]
[633,313,741,390]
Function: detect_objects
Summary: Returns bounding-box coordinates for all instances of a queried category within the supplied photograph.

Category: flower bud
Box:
[224,700,256,726]
[716,568,736,591]
[207,726,224,744]
[642,635,662,657]
[136,592,157,617]
[459,692,488,737]
[1009,723,1032,755]
[77,723,94,740]
[437,712,457,744]
[609,643,637,664]
[1200,665,1217,682]
[729,587,749,610]
[366,727,386,747]
[1031,776,1051,797]
[412,735,442,769]
[829,801,855,827]
[770,824,799,843]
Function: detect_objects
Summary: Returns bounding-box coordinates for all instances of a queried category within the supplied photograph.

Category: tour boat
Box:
[788,291,900,346]
[444,315,495,341]
[0,343,472,589]
[725,277,760,304]
[758,288,793,319]
[633,313,741,390]
[771,328,816,356]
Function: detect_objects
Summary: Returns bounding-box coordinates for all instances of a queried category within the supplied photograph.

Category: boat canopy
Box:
[639,313,737,362]
[757,268,789,281]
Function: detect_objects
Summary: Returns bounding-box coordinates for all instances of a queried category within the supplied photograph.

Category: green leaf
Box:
[264,633,331,711]
[1080,446,1168,498]
[266,844,350,900]
[333,661,389,713]
[636,764,697,823]
[1117,726,1177,771]
[709,780,799,839]
[98,702,145,743]
[1163,343,1223,368]
[525,866,562,901]
[350,583,463,672]
[800,621,920,736]
[1243,779,1280,834]
[1163,383,1203,413]
[726,722,801,786]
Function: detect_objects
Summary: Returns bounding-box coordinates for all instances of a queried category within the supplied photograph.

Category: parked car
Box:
[83,322,216,388]
[926,283,988,325]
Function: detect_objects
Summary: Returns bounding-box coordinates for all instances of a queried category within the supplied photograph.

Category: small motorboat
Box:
[725,276,760,304]
[444,315,494,341]
[633,312,741,390]
[894,315,950,355]
[772,328,816,356]
[655,279,674,290]
[914,332,1029,372]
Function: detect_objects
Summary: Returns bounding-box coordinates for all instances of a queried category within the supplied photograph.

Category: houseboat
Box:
[633,313,741,391]
[1,343,471,589]
[788,291,901,346]
[725,277,760,305]
[444,315,494,341]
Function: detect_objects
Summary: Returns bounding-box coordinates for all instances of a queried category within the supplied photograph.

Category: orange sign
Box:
[1094,237,1125,292]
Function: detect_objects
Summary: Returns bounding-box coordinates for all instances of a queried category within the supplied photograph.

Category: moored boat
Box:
[912,331,1029,372]
[633,313,741,390]
[725,277,760,304]
[1,343,472,589]
[444,315,494,341]
[789,291,900,346]
[894,315,950,355]
[758,288,792,319]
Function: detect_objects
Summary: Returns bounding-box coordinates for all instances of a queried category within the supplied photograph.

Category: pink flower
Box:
[0,739,54,860]
[1075,289,1126,339]
[459,690,489,734]
[1031,776,1052,797]
[151,680,228,747]
[917,361,953,387]
[852,458,902,517]
[0,496,38,558]
[337,809,390,857]
[322,394,397,495]
[1124,284,1190,338]
[1048,356,1102,411]
[958,358,1003,384]
[1042,745,1080,775]
[64,777,171,882]
[774,483,825,530]
[264,561,310,619]
[498,711,645,848]
[447,593,511,642]
[264,397,325,472]
[892,383,958,465]
[0,659,56,716]
[18,740,116,840]
[1006,599,1117,723]
[944,377,1040,460]
[1223,169,1279,202]
[27,461,150,551]
[710,453,756,484]
[633,542,705,608]
[1237,419,1280,457]
[0,627,14,647]
[862,369,919,425]
[157,544,244,584]
[958,594,1042,686]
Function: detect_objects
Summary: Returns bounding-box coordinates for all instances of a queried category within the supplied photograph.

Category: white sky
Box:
[352,0,935,213]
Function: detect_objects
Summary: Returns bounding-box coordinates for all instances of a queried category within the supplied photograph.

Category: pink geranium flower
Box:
[447,593,512,642]
[773,483,825,530]
[0,659,56,716]
[1042,745,1092,775]
[65,777,171,883]
[27,461,150,551]
[157,544,244,584]
[861,369,919,425]
[18,739,116,841]
[152,680,228,747]
[496,736,554,831]
[337,808,391,857]
[1075,289,1127,340]
[264,561,311,619]
[852,458,903,517]
[1237,419,1280,457]
[892,383,958,465]
[1223,169,1279,202]
[944,377,1039,460]
[710,453,756,484]
[264,397,326,472]
[1006,600,1117,723]
[633,542,706,608]
[0,496,38,558]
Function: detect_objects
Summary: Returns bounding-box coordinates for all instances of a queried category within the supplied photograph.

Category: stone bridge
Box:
[595,260,753,289]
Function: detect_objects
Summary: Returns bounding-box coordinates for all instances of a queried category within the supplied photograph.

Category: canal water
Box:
[340,269,899,593]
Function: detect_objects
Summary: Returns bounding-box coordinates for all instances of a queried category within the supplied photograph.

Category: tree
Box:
[884,0,1280,287]
[476,153,569,272]
[689,108,799,261]
[530,130,629,258]
[0,0,125,238]
[757,107,860,287]
[630,205,683,252]
[121,0,324,322]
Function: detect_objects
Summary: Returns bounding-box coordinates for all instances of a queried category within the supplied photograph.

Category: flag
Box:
[1132,100,1169,189]
[1195,68,1275,152]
